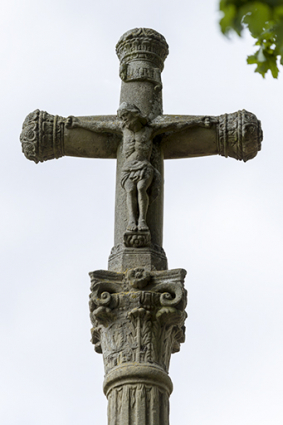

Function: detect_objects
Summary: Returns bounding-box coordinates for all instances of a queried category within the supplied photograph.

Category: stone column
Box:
[89,267,187,425]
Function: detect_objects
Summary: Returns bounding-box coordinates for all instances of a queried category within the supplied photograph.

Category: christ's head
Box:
[117,103,147,129]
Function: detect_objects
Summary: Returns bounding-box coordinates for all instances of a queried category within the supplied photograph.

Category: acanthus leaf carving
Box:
[89,268,187,375]
[92,306,114,327]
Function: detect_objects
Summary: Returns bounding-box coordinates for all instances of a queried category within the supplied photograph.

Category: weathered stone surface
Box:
[20,109,66,163]
[116,28,168,121]
[89,267,187,424]
[217,110,262,162]
[108,244,168,272]
[19,109,262,262]
[105,367,171,425]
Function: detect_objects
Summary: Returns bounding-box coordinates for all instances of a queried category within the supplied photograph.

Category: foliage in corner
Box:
[219,0,283,78]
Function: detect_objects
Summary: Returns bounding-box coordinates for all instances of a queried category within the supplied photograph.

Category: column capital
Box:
[89,268,187,374]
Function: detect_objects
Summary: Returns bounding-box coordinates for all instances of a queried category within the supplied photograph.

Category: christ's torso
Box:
[123,126,153,162]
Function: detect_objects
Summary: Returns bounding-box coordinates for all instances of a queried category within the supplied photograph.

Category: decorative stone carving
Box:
[61,104,212,246]
[20,109,65,163]
[118,102,161,235]
[116,28,169,86]
[125,268,151,289]
[89,267,187,425]
[217,110,262,162]
[89,268,187,369]
[19,107,262,259]
[123,231,151,248]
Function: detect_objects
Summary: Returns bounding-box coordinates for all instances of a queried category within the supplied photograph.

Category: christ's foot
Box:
[138,219,149,231]
[127,221,137,231]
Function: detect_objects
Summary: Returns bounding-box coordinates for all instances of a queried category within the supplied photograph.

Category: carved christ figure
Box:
[66,102,214,233]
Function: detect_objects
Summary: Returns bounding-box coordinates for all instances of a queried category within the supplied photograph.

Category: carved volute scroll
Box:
[89,267,187,425]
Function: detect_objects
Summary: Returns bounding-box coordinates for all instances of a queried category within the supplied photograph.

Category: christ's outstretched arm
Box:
[152,112,261,162]
[66,115,122,135]
[151,115,219,136]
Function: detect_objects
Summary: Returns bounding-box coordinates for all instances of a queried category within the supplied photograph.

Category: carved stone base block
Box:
[89,267,187,425]
[124,230,151,248]
[108,245,168,272]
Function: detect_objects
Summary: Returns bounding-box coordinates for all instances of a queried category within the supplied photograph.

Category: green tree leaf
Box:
[242,3,272,37]
[219,0,283,78]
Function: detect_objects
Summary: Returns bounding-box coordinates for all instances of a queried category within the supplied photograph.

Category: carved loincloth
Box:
[121,160,154,186]
[121,160,161,202]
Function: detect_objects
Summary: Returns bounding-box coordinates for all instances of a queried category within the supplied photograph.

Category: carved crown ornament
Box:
[116,28,169,71]
[116,28,169,86]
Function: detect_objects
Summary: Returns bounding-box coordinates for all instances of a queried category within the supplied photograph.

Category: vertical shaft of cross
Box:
[108,29,169,272]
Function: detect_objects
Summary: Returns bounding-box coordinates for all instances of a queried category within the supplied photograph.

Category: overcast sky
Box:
[1,1,283,424]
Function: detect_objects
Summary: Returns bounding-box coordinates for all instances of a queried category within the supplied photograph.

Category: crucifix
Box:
[20,28,262,425]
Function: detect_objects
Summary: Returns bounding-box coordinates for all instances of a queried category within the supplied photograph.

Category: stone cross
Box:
[20,28,262,425]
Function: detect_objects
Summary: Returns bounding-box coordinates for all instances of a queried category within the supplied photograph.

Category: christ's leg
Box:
[137,177,152,231]
[124,180,138,231]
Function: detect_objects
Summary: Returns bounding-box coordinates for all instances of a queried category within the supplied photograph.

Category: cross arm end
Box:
[20,110,121,163]
[158,111,262,162]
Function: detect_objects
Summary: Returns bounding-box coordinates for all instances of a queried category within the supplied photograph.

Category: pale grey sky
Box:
[1,1,283,424]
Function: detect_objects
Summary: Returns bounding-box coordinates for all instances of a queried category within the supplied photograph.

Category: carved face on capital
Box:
[126,268,151,290]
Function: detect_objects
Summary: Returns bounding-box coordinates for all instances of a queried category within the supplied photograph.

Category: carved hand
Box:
[66,116,80,129]
[194,116,218,128]
[204,116,219,128]
[198,117,210,128]
[203,117,211,128]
